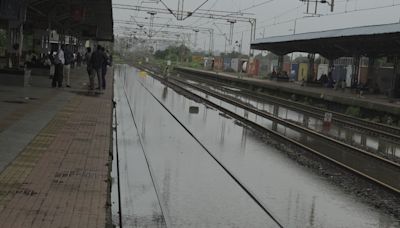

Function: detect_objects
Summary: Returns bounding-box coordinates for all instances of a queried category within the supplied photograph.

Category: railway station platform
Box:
[175,67,400,116]
[0,67,113,227]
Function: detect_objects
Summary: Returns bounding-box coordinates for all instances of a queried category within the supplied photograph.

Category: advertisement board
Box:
[298,63,308,81]
[290,64,299,81]
[214,57,223,71]
[247,58,260,76]
[231,58,239,72]
[317,64,329,80]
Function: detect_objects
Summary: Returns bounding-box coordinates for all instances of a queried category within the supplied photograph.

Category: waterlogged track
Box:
[174,74,400,162]
[113,66,281,227]
[165,76,400,193]
[112,65,399,228]
[176,67,400,140]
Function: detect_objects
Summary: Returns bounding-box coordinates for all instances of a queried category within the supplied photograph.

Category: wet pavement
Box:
[113,65,399,228]
[0,67,112,228]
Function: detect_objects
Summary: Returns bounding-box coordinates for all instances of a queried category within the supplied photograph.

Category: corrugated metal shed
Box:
[251,23,400,58]
[25,0,114,41]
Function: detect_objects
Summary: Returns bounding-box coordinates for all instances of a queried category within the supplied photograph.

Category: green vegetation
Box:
[112,53,124,64]
[154,44,191,62]
[345,106,361,117]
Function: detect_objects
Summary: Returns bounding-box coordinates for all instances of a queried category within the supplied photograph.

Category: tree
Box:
[153,44,192,62]
[221,51,242,58]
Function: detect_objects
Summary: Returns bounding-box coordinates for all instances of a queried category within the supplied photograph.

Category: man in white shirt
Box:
[63,46,73,87]
[52,45,65,88]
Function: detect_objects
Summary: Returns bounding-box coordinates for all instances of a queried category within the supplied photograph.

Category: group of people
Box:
[84,45,111,91]
[51,44,111,92]
[318,73,335,88]
[51,45,78,88]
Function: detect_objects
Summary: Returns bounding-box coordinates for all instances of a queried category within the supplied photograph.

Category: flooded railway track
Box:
[140,67,400,195]
[172,74,400,163]
[176,71,400,143]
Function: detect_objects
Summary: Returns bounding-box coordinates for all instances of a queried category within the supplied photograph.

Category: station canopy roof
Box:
[26,0,113,41]
[251,23,400,59]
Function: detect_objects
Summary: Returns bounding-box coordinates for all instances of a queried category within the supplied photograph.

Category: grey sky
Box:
[113,0,400,53]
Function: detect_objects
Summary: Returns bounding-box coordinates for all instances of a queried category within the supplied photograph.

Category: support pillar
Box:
[8,21,24,68]
[361,135,367,147]
[277,55,284,74]
[327,58,335,87]
[392,55,400,98]
[272,104,279,131]
[308,53,315,82]
[353,55,361,86]
[366,56,379,93]
[303,115,309,128]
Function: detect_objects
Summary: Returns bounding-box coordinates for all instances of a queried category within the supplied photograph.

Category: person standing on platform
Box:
[63,46,73,88]
[85,47,94,90]
[77,52,82,67]
[91,45,106,92]
[52,45,65,88]
[101,47,110,90]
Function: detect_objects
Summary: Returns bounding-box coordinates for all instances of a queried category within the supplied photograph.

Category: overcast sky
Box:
[113,0,400,53]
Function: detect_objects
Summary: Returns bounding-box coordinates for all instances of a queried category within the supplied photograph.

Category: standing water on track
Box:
[113,66,399,228]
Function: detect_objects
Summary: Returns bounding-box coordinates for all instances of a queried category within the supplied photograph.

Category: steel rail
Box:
[112,102,123,227]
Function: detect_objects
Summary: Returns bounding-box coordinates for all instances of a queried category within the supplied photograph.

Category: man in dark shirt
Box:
[64,46,74,87]
[90,45,106,92]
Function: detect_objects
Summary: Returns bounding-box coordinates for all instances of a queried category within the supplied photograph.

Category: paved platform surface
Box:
[176,67,400,116]
[0,67,113,227]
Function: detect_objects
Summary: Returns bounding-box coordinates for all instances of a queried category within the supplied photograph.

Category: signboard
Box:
[192,55,203,64]
[248,58,260,76]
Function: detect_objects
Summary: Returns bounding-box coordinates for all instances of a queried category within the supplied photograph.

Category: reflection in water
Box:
[202,82,400,160]
[309,196,316,227]
[162,164,171,214]
[139,71,148,78]
[220,117,226,145]
[202,106,208,123]
[240,127,248,153]
[141,112,146,141]
[162,86,168,101]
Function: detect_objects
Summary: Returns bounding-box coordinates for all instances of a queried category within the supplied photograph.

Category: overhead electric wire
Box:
[233,0,276,13]
[188,0,219,27]
[159,0,178,19]
[234,1,400,35]
[183,0,210,20]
